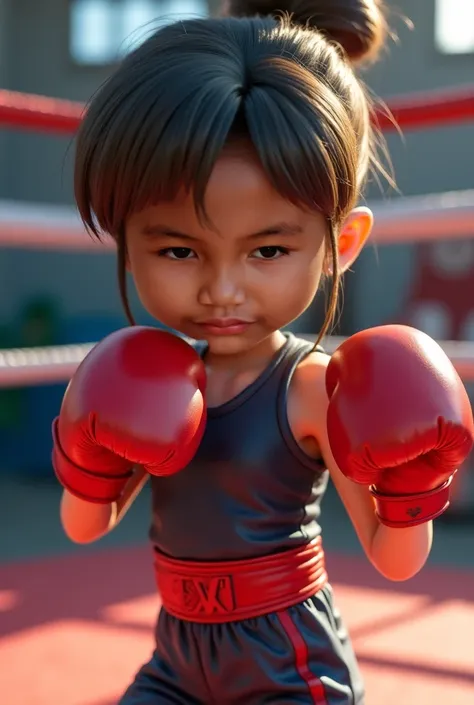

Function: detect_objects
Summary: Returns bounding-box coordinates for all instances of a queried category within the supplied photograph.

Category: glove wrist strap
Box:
[369,476,453,528]
[52,418,133,504]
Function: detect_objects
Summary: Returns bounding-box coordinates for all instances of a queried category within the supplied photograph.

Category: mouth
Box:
[194,318,255,336]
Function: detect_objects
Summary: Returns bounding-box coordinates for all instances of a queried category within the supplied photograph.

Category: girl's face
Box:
[125,148,327,356]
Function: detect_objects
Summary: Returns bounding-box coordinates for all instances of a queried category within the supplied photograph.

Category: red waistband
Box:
[154,537,327,623]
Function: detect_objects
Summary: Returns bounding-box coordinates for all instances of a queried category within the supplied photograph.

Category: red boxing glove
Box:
[52,327,206,504]
[326,325,474,528]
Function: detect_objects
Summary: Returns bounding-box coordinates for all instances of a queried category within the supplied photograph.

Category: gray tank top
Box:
[149,332,329,561]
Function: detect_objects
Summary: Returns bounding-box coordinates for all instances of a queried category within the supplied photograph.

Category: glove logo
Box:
[406,506,422,519]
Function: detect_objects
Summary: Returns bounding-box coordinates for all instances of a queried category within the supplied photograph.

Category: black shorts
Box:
[119,584,364,704]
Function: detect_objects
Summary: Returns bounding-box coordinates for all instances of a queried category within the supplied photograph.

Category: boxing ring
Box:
[1,84,474,705]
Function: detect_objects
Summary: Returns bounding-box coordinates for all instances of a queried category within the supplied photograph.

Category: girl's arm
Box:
[300,321,472,581]
[320,428,433,581]
[296,354,432,582]
[60,466,149,544]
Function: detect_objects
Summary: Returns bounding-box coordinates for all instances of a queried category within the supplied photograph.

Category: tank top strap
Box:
[276,333,327,472]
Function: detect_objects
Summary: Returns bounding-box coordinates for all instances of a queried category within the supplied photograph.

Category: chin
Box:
[203,335,255,355]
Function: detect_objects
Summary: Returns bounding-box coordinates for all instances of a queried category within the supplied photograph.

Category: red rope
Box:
[375,85,474,131]
[0,84,473,135]
[0,90,84,134]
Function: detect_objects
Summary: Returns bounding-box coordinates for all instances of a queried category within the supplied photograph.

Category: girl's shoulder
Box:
[287,340,331,437]
[294,338,330,389]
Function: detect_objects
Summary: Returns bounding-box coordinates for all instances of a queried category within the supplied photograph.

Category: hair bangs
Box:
[75,15,368,242]
[74,28,245,238]
[244,55,358,224]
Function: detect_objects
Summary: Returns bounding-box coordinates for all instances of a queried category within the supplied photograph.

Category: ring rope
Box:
[1,338,474,387]
[0,84,473,134]
[0,89,84,134]
[0,189,472,251]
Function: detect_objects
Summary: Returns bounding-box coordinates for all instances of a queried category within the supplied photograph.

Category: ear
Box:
[336,206,373,274]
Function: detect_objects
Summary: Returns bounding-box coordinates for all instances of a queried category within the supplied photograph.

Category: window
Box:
[70,0,209,65]
[435,0,474,54]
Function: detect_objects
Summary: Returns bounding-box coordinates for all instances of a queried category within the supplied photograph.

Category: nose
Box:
[198,263,245,308]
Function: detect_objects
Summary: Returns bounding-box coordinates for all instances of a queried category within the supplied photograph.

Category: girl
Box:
[53,0,473,703]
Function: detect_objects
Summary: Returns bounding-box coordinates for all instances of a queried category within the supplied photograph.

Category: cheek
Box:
[292,267,323,311]
[254,253,323,326]
[267,251,323,302]
[127,252,192,315]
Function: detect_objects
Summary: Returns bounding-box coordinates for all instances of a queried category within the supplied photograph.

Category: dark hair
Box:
[74,0,389,342]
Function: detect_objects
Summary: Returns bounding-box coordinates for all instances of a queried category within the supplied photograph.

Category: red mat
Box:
[1,546,473,704]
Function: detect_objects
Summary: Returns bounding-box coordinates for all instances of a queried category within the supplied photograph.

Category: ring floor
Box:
[1,475,474,705]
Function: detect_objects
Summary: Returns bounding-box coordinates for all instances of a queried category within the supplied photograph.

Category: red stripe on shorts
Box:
[277,610,329,705]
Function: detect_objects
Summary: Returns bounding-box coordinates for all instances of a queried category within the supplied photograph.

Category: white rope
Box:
[314,336,474,381]
[371,190,474,243]
[1,336,474,387]
[0,200,114,251]
[0,343,94,387]
[0,190,473,251]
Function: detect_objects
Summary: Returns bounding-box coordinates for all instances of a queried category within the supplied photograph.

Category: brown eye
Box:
[253,246,289,259]
[159,247,195,259]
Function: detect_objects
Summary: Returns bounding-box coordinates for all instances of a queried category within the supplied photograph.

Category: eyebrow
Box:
[141,222,304,241]
[141,225,199,242]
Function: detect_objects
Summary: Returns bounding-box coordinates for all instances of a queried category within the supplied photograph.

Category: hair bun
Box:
[226,0,388,63]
